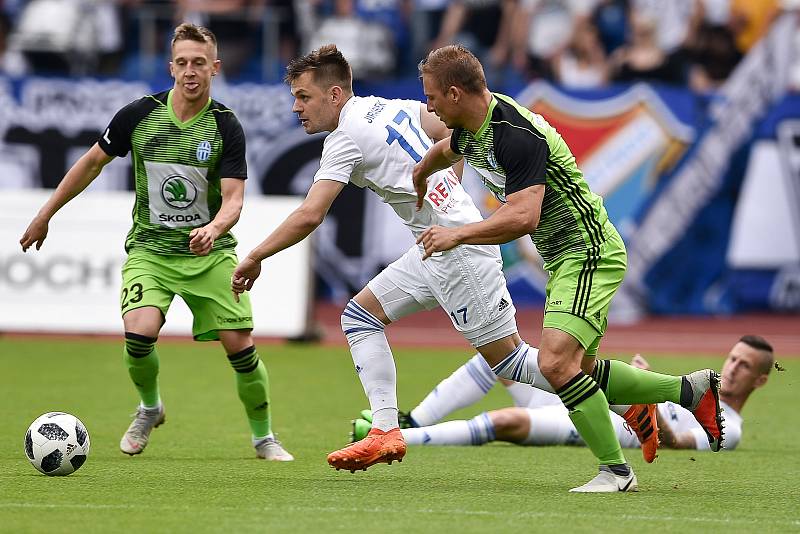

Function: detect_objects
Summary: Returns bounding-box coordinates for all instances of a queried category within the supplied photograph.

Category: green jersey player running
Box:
[412,45,724,492]
[19,23,292,462]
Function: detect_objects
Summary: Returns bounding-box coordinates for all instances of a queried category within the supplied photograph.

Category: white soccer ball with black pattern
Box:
[24,412,90,476]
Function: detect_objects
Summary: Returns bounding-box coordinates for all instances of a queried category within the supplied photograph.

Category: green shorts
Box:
[120,249,253,341]
[542,224,626,355]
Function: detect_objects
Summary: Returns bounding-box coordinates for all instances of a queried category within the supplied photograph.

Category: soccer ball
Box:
[24,412,90,476]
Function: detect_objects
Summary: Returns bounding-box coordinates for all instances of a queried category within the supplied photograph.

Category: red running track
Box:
[312,302,800,356]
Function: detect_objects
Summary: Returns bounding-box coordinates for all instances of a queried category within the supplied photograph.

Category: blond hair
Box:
[418,45,487,94]
[171,23,217,56]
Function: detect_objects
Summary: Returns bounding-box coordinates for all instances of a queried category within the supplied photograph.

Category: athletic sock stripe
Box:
[465,361,495,393]
[227,345,256,361]
[343,326,383,335]
[557,374,593,398]
[227,346,260,373]
[490,343,526,376]
[344,301,385,330]
[557,373,599,409]
[124,332,156,358]
[467,419,479,444]
[481,412,496,442]
[125,332,158,344]
[591,359,610,392]
[560,382,600,409]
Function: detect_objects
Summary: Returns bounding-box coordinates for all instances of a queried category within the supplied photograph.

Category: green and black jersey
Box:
[450,93,611,267]
[98,89,247,256]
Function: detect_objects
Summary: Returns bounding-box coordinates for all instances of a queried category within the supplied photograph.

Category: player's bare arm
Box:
[416,184,543,259]
[413,137,462,210]
[189,177,244,256]
[20,143,114,252]
[231,179,345,298]
[419,103,451,142]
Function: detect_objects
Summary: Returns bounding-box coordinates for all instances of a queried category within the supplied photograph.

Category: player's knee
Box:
[490,408,529,443]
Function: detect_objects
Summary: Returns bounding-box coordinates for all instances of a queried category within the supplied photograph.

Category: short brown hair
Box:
[172,23,217,55]
[739,335,775,374]
[418,45,487,95]
[284,44,353,93]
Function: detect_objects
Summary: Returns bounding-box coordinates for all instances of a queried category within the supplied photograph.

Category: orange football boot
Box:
[327,427,406,473]
[623,404,659,463]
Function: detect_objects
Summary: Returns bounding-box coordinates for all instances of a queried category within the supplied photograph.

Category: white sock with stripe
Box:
[410,353,496,426]
[401,413,495,446]
[341,299,398,431]
[491,342,555,393]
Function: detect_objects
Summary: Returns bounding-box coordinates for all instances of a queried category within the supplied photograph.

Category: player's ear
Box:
[447,85,459,103]
[168,61,175,79]
[330,85,343,104]
[212,59,221,77]
[754,374,768,389]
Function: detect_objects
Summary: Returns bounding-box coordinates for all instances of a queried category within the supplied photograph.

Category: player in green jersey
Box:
[19,23,292,462]
[412,45,724,492]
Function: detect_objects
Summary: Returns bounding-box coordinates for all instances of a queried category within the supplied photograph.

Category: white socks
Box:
[341,300,398,431]
[410,354,496,426]
[491,342,555,393]
[402,413,495,446]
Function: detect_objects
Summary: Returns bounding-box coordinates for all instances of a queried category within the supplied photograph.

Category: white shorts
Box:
[521,406,641,449]
[367,243,517,347]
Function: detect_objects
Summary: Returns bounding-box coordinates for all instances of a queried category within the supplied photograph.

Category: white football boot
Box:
[120,404,165,455]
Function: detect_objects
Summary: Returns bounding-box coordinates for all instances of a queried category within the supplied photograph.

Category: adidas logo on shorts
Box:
[498,298,509,312]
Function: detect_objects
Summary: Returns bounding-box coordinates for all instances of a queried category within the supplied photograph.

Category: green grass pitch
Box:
[1,337,798,533]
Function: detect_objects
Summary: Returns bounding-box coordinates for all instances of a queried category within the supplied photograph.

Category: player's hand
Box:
[189,226,218,256]
[20,217,49,252]
[231,256,261,302]
[416,225,459,259]
[631,353,651,370]
[412,163,429,212]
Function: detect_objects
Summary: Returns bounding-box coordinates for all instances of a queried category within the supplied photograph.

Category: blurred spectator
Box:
[176,0,267,80]
[729,0,779,53]
[610,12,686,85]
[551,17,609,88]
[630,0,702,53]
[7,0,124,76]
[592,0,628,54]
[687,22,741,92]
[306,0,401,79]
[430,0,518,82]
[410,0,449,69]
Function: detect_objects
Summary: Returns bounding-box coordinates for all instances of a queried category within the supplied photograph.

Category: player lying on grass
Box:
[352,336,774,453]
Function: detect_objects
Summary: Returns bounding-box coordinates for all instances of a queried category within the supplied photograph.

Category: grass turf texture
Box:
[1,337,798,533]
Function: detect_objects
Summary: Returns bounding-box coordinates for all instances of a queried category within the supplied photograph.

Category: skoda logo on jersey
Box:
[196,140,212,162]
[160,175,198,210]
[486,149,498,170]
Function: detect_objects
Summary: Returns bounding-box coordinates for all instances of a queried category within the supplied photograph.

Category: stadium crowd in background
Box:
[0,0,795,91]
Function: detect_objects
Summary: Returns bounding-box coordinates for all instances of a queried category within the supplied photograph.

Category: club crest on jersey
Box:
[196,140,211,162]
[160,175,198,210]
[486,149,498,169]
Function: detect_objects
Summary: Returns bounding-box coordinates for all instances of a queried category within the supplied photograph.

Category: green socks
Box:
[557,372,627,466]
[592,359,682,405]
[123,332,161,407]
[227,346,271,438]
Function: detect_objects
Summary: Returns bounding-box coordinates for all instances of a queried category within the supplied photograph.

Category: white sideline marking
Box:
[1,503,798,527]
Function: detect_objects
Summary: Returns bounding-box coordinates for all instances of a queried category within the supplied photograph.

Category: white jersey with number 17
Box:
[313,96,483,237]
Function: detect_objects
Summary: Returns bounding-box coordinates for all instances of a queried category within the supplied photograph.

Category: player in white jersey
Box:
[230,45,578,474]
[351,336,774,452]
